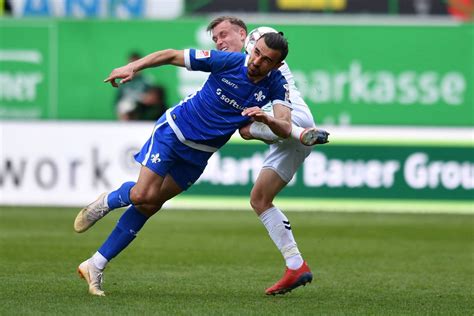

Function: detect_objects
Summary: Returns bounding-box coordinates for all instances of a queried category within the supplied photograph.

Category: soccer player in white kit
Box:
[208,16,329,295]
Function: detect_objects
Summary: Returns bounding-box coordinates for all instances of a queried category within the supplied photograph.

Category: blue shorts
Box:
[134,116,213,190]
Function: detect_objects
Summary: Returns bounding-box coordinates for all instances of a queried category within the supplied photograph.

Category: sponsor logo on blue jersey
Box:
[221,78,239,89]
[216,88,245,110]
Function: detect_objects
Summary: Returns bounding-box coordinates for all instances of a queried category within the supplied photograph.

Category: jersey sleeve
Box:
[184,49,243,74]
[269,75,292,109]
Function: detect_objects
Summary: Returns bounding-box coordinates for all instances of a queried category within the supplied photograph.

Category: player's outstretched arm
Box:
[242,104,291,138]
[104,49,185,87]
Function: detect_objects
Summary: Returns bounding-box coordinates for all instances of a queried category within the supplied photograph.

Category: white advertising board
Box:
[1,121,151,206]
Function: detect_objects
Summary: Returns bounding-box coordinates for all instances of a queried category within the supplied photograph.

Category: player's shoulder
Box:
[207,50,247,72]
[269,67,288,84]
[211,50,246,62]
[187,49,247,73]
[189,48,244,58]
[278,61,292,76]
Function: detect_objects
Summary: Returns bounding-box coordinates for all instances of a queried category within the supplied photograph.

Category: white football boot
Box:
[74,193,110,233]
[300,128,330,146]
[77,259,105,296]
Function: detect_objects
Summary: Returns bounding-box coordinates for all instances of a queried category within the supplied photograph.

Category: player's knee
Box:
[130,187,154,205]
[249,198,261,213]
[130,187,164,215]
[239,125,253,140]
[130,187,144,204]
[250,191,272,214]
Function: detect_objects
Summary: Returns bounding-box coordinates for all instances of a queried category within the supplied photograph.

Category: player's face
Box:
[247,37,283,81]
[211,20,246,52]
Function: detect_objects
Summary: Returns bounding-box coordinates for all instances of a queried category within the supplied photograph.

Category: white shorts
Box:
[262,105,316,183]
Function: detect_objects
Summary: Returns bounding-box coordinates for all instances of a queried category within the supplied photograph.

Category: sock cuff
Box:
[103,194,109,208]
[92,251,108,270]
[107,181,135,210]
[290,125,305,140]
[259,206,278,220]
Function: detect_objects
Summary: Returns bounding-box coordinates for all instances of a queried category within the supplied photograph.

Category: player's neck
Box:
[247,73,266,84]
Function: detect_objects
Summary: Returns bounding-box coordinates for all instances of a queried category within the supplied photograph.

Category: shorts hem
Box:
[261,166,292,183]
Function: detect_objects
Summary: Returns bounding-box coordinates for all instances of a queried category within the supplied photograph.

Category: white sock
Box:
[249,122,281,142]
[286,254,304,270]
[290,125,305,140]
[91,251,108,270]
[103,194,109,208]
[259,206,304,270]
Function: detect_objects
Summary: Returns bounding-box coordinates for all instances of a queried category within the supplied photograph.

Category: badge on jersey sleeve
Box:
[283,84,290,102]
[196,50,211,59]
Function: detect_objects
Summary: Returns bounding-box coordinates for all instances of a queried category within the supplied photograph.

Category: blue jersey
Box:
[165,49,291,152]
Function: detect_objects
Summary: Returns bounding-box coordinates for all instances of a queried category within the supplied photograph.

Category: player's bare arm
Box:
[242,104,291,138]
[104,49,185,87]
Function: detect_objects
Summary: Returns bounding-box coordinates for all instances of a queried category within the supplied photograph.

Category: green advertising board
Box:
[0,19,472,126]
[0,21,55,119]
[187,141,473,200]
[172,140,473,213]
[278,24,474,127]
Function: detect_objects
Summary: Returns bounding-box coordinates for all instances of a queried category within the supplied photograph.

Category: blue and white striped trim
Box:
[165,110,218,153]
[141,120,167,165]
[184,49,192,70]
[272,99,292,109]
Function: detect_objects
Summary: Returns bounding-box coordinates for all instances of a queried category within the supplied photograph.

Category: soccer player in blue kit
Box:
[74,32,312,296]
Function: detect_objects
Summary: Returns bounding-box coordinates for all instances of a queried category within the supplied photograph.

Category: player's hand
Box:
[103,64,136,88]
[242,107,269,124]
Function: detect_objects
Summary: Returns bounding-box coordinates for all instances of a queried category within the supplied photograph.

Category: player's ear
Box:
[239,29,247,41]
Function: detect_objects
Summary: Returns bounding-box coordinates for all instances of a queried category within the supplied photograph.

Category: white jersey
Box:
[264,62,315,129]
[244,27,317,182]
[257,62,316,182]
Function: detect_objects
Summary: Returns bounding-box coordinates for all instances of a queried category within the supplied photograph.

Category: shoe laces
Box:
[94,272,104,290]
[87,205,109,222]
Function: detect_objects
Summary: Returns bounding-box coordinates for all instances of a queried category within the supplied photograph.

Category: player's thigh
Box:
[168,158,208,191]
[131,165,165,204]
[291,105,316,128]
[261,141,312,183]
[252,168,287,202]
[157,174,183,203]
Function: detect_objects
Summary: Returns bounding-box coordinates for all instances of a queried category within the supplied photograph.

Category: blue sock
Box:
[98,205,148,261]
[107,181,135,210]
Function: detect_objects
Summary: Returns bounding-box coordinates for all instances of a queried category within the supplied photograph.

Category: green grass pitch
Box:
[1,207,472,315]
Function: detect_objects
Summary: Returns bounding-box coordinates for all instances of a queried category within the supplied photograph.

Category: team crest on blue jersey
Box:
[151,153,161,163]
[196,50,211,59]
[254,90,266,102]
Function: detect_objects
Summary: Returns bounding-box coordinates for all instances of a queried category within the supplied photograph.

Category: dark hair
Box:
[206,16,247,34]
[260,32,288,62]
